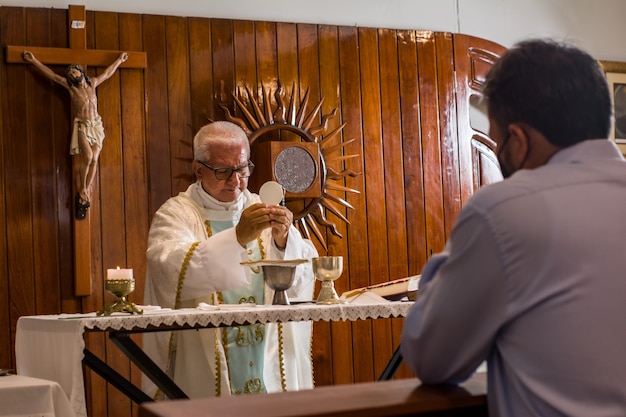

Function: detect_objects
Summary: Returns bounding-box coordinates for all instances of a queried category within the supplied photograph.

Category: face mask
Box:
[496,134,530,179]
[496,135,513,178]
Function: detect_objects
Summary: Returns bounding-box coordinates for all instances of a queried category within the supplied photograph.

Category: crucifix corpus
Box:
[23,50,128,219]
[6,5,147,296]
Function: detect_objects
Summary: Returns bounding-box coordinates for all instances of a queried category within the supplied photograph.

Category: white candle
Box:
[107,266,133,280]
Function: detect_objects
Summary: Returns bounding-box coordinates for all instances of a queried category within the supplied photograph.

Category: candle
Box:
[107,266,133,280]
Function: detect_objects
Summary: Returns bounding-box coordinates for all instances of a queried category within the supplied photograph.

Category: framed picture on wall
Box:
[601,60,626,144]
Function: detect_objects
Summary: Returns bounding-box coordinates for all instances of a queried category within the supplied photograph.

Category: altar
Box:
[16,301,413,417]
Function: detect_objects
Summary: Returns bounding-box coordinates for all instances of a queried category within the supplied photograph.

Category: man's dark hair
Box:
[483,38,612,147]
[65,64,92,87]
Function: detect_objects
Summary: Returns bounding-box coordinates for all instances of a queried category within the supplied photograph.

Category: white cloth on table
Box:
[15,318,85,417]
[0,374,76,417]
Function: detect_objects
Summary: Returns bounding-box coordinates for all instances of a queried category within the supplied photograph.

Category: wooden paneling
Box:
[337,25,362,386]
[0,6,505,417]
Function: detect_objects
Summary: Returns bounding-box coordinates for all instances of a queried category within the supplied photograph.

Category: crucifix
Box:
[6,5,147,296]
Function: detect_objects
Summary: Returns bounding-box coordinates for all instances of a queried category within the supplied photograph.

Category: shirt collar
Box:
[192,181,246,212]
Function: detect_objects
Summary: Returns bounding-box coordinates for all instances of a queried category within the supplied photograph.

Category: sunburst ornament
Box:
[220,83,361,251]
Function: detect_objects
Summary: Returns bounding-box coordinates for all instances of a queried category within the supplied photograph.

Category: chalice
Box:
[97,279,143,316]
[262,265,297,305]
[313,256,344,304]
[240,259,309,305]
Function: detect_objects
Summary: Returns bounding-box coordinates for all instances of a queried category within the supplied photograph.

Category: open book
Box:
[341,275,420,302]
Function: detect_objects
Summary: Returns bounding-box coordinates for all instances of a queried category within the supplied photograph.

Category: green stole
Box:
[208,217,267,395]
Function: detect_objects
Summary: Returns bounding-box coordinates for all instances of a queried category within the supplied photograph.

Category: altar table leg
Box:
[378,344,403,381]
[83,349,153,403]
[109,332,189,400]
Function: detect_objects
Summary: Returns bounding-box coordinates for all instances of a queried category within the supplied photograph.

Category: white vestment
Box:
[143,182,317,398]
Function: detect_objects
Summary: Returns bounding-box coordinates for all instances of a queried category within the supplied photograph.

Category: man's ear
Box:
[191,160,203,180]
[507,123,530,165]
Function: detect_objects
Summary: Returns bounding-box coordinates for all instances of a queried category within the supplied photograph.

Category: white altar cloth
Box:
[16,301,412,417]
[0,374,76,417]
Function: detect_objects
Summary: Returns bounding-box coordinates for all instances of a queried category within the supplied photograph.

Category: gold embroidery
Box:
[165,241,201,390]
[235,327,246,347]
[220,327,229,396]
[250,236,265,273]
[234,324,265,347]
[278,322,287,391]
[238,296,256,304]
[310,324,315,387]
[174,242,200,309]
[257,236,265,258]
[244,378,264,394]
[215,328,221,397]
[204,220,213,237]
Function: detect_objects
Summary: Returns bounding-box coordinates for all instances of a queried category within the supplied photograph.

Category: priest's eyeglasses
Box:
[197,160,255,180]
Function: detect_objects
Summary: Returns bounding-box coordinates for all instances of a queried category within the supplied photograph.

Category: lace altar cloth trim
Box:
[53,301,413,332]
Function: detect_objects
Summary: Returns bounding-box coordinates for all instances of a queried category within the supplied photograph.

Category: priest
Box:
[143,121,318,398]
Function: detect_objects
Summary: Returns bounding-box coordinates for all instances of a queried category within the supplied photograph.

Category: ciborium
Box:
[313,256,344,304]
[97,279,143,316]
[241,259,309,305]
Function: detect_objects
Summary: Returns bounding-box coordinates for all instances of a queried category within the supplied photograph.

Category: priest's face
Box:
[195,142,250,202]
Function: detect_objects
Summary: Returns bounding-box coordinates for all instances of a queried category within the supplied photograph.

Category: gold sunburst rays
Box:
[219,82,361,251]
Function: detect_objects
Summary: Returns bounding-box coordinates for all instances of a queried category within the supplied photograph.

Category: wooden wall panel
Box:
[416,32,446,257]
[313,26,344,385]
[165,16,194,193]
[314,24,342,387]
[233,19,257,97]
[0,6,22,369]
[336,25,362,386]
[436,32,461,238]
[1,6,505,417]
[143,14,171,214]
[0,7,9,370]
[357,26,383,383]
[395,29,426,379]
[377,27,406,377]
[4,8,37,371]
[26,8,60,316]
[189,17,214,129]
[255,21,277,88]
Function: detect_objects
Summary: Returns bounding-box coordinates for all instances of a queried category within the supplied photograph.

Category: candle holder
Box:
[97,279,143,316]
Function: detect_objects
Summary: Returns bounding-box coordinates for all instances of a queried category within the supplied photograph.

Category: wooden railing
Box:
[139,373,488,417]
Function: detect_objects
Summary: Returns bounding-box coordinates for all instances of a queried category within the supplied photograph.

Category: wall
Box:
[4,0,626,61]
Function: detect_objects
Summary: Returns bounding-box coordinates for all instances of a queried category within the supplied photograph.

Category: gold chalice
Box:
[97,279,143,316]
[313,256,345,304]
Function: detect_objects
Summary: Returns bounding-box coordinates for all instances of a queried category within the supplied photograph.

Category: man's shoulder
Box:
[465,178,525,211]
[157,187,200,212]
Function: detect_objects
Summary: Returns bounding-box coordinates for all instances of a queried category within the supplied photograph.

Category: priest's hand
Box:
[235,203,292,249]
[269,205,293,250]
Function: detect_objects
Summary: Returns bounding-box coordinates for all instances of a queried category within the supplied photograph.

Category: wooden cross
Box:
[6,5,147,297]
